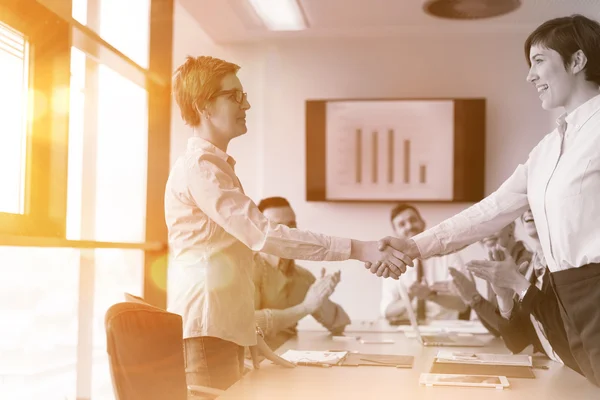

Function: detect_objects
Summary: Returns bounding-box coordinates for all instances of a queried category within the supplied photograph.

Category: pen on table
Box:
[359,339,395,344]
[359,358,407,368]
[296,362,331,368]
[332,335,360,341]
[327,349,358,353]
[532,365,549,370]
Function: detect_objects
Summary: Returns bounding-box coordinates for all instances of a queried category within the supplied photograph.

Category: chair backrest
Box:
[105,302,188,400]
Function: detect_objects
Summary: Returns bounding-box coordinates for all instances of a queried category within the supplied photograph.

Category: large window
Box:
[0,0,172,399]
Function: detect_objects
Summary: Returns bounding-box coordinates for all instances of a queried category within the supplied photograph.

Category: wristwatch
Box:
[468,293,482,307]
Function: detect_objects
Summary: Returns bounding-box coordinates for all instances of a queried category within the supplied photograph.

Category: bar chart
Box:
[353,130,429,185]
[325,100,455,200]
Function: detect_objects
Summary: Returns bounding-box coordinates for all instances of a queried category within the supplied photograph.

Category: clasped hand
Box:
[358,236,415,279]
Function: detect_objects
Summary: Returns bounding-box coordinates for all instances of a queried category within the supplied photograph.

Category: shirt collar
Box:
[187,136,236,167]
[532,252,546,278]
[555,113,567,134]
[562,93,600,133]
[257,252,296,276]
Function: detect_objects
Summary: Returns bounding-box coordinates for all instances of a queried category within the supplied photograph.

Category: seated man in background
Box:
[451,221,532,336]
[381,204,468,324]
[466,210,582,375]
[254,197,351,350]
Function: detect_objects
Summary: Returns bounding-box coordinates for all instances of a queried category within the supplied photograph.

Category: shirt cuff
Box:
[520,285,541,315]
[412,229,443,259]
[327,237,352,261]
[499,302,514,319]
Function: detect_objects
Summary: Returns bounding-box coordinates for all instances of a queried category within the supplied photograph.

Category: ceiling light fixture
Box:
[423,0,522,20]
[247,0,307,31]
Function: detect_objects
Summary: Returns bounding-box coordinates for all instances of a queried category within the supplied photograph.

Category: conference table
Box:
[219,320,597,399]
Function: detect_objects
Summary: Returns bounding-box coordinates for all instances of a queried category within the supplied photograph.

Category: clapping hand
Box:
[409,278,433,300]
[429,280,454,296]
[302,270,340,313]
[466,246,529,293]
[448,267,479,304]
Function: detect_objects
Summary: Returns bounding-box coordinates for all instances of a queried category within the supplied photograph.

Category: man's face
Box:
[391,209,425,239]
[262,205,297,228]
[480,224,515,251]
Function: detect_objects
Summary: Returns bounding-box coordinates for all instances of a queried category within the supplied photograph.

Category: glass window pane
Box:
[0,247,79,400]
[96,65,148,243]
[91,249,144,400]
[72,0,149,68]
[66,53,148,243]
[99,0,150,68]
[0,22,29,215]
[72,0,88,25]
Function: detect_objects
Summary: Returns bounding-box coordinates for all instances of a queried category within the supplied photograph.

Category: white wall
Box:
[171,4,552,319]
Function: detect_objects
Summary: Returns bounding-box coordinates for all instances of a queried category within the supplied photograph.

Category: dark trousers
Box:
[551,263,600,387]
[183,336,245,390]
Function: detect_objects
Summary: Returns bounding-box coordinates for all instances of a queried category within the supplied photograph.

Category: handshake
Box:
[352,236,419,280]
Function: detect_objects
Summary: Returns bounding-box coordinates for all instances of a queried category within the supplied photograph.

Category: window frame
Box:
[0,0,70,237]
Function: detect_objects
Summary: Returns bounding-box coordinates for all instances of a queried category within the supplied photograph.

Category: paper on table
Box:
[280,350,348,366]
[429,320,484,327]
[436,351,532,367]
[398,324,489,335]
[441,326,490,335]
[397,325,444,334]
[404,331,475,339]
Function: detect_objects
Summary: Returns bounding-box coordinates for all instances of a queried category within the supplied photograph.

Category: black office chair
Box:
[105,299,224,400]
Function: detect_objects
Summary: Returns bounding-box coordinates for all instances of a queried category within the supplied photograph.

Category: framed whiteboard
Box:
[306,98,485,202]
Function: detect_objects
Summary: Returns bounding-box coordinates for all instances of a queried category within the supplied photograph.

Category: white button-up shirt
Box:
[414,94,600,273]
[165,137,351,346]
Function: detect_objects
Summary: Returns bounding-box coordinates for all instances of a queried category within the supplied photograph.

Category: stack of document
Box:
[431,351,535,378]
[436,351,532,366]
[280,350,348,366]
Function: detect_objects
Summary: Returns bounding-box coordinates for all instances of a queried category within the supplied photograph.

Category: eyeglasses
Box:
[209,89,248,105]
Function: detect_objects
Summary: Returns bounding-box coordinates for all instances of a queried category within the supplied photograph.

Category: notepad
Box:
[280,350,348,366]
